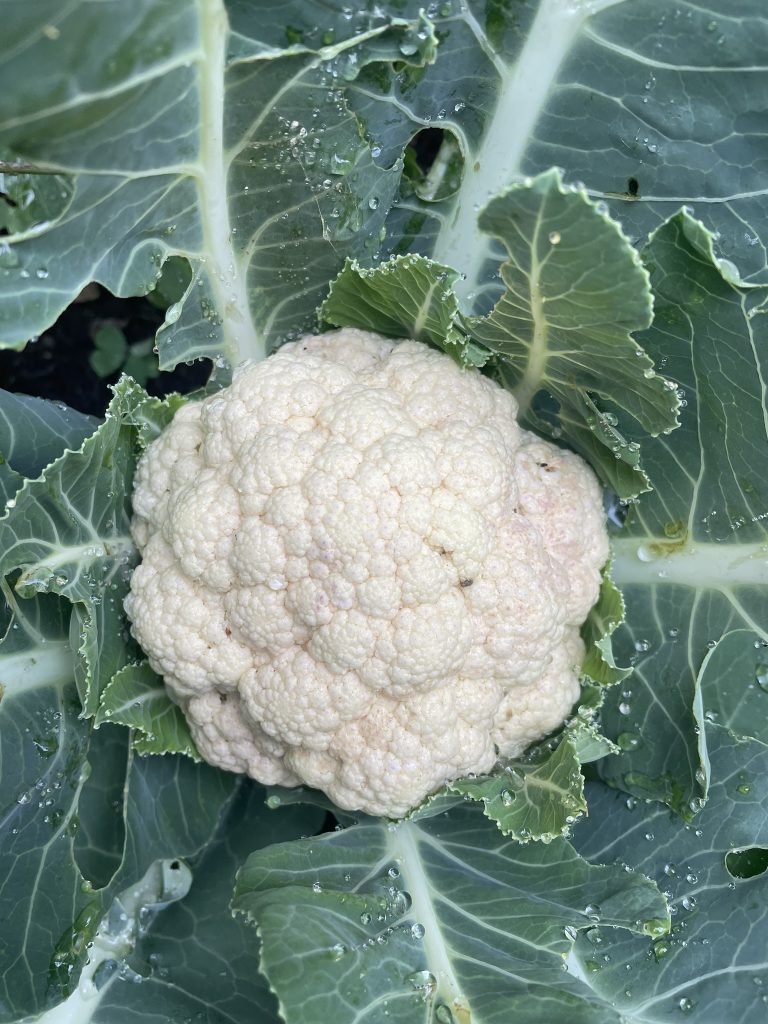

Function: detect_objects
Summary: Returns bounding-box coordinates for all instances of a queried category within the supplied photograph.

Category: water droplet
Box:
[617,732,641,751]
[548,230,561,245]
[410,922,425,939]
[166,301,182,324]
[405,970,436,994]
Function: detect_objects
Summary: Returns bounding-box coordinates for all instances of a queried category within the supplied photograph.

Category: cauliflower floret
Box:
[126,328,608,818]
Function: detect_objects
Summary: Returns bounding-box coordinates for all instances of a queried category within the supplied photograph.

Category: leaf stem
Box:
[198,0,263,365]
[388,822,471,1023]
[611,538,768,590]
[432,0,625,305]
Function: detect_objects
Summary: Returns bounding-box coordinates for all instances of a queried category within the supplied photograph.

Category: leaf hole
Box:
[403,128,464,203]
[627,177,639,197]
[725,847,768,879]
[407,128,446,174]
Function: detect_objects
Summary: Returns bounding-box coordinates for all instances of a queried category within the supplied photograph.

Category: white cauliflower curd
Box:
[125,329,609,817]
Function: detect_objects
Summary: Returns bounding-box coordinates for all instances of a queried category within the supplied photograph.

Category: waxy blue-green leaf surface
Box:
[234,805,669,1024]
[570,725,768,1023]
[4,0,767,369]
[604,212,768,815]
[0,378,144,718]
[0,1,436,367]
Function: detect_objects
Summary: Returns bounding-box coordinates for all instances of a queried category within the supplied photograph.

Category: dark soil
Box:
[0,285,211,417]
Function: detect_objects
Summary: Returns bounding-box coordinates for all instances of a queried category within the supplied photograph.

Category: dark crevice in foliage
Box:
[0,284,211,416]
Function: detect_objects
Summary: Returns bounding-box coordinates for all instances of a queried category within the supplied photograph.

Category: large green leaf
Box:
[603,212,768,814]
[234,804,669,1024]
[697,630,768,746]
[0,378,173,718]
[90,783,320,1024]
[0,578,323,1023]
[0,390,96,478]
[321,173,680,499]
[569,724,768,1023]
[352,0,768,289]
[0,586,88,1020]
[5,2,767,367]
[0,1,435,366]
[0,389,96,508]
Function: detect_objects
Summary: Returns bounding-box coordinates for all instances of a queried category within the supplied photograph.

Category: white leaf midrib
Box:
[432,0,627,303]
[388,821,470,1023]
[611,538,768,590]
[197,0,261,365]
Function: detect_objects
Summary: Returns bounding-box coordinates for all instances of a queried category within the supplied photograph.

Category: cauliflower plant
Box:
[125,329,609,817]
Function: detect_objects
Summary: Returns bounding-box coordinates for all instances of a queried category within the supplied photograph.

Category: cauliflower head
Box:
[125,329,609,817]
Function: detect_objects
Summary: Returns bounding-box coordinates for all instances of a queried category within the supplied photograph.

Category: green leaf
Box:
[0,3,436,367]
[96,661,200,760]
[697,629,768,747]
[570,725,768,1022]
[0,388,97,478]
[546,389,650,500]
[0,376,139,604]
[450,737,587,842]
[234,805,669,1024]
[468,170,661,420]
[0,166,73,236]
[343,0,768,291]
[320,254,474,361]
[89,324,128,378]
[0,378,180,718]
[90,783,321,1024]
[603,212,768,815]
[71,724,130,889]
[565,717,619,765]
[0,456,20,509]
[0,395,137,717]
[0,586,90,1020]
[465,170,678,494]
[581,564,630,687]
